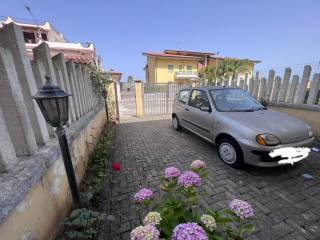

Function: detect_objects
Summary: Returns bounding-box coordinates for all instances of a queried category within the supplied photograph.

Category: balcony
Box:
[175,71,199,80]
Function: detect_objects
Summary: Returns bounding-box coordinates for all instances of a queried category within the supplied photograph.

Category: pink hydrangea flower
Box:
[229,199,254,219]
[191,160,207,169]
[178,171,201,188]
[172,223,208,240]
[133,188,153,203]
[164,167,181,180]
[130,224,160,240]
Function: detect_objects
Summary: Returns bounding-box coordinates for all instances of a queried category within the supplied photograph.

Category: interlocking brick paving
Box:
[105,119,320,240]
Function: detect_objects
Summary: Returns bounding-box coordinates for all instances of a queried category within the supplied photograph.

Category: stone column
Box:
[258,77,267,100]
[252,71,261,98]
[295,65,312,104]
[66,61,81,119]
[278,68,291,102]
[0,108,17,172]
[31,60,55,138]
[287,75,299,103]
[239,79,244,89]
[271,76,281,102]
[33,42,57,84]
[84,68,93,110]
[52,53,76,122]
[307,73,320,105]
[0,23,49,145]
[81,65,90,113]
[75,64,87,115]
[266,70,275,101]
[0,47,37,156]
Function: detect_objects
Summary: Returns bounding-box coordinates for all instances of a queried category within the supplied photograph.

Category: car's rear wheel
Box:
[172,115,181,130]
[217,137,244,168]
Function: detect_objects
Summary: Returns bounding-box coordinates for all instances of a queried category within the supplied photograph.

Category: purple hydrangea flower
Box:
[191,160,207,169]
[172,223,208,240]
[165,167,181,179]
[134,188,153,203]
[178,171,201,188]
[229,199,254,220]
[130,224,160,240]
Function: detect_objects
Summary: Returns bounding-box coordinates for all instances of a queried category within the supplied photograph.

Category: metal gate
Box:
[143,83,189,116]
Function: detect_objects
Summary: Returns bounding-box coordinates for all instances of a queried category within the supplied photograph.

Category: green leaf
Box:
[240,223,255,235]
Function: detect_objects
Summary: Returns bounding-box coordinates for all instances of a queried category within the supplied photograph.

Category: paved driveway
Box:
[106,119,320,240]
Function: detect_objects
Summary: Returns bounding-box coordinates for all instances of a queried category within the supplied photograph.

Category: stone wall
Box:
[0,23,106,239]
[270,103,320,138]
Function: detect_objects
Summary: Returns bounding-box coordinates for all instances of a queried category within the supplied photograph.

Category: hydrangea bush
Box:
[132,160,255,240]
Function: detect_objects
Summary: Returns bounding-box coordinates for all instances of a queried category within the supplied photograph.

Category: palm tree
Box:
[225,59,249,84]
[127,75,134,83]
[201,59,249,86]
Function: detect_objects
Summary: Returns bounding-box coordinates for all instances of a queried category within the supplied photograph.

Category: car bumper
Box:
[237,137,315,167]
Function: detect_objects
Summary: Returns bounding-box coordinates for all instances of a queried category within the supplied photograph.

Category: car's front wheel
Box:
[217,137,244,168]
[172,115,181,130]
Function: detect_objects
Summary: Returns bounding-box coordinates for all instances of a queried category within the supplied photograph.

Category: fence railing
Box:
[0,23,100,173]
[248,65,320,105]
[143,83,189,116]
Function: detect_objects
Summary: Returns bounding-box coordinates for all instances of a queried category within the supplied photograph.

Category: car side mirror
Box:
[200,106,210,112]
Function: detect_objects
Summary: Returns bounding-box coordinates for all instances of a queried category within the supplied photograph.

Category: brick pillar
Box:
[135,81,144,117]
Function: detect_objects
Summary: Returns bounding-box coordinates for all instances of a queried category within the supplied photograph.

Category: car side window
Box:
[178,90,190,104]
[188,90,211,109]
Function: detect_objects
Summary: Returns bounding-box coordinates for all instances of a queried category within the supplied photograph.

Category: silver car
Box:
[172,87,314,168]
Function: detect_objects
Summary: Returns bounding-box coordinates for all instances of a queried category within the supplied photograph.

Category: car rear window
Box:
[178,90,190,104]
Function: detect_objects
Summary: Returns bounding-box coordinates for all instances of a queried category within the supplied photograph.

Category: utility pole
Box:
[25,5,42,42]
[215,51,220,86]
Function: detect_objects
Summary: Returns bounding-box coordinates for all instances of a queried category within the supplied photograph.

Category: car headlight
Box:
[308,128,314,138]
[256,134,280,146]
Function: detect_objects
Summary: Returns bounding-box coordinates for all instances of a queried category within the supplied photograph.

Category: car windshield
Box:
[209,88,265,112]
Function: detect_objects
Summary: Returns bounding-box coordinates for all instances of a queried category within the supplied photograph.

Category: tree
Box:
[225,59,249,83]
[201,59,249,86]
[127,75,134,83]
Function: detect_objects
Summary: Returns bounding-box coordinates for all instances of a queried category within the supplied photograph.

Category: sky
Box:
[2,0,320,81]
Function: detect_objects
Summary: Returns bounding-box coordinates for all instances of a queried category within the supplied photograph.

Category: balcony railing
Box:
[175,71,199,79]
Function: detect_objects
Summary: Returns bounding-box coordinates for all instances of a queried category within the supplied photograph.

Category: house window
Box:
[178,65,183,71]
[41,33,48,41]
[186,65,192,72]
[168,64,174,73]
[23,32,36,43]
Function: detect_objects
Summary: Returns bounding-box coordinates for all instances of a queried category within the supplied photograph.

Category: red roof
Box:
[64,56,94,64]
[143,52,202,59]
[143,51,260,63]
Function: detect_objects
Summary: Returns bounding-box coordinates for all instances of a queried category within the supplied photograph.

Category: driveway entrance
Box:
[105,119,320,240]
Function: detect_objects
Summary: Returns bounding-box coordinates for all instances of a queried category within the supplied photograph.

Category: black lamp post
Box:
[33,76,81,207]
[101,88,109,122]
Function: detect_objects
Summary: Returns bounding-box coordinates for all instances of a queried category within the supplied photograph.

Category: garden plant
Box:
[131,160,255,240]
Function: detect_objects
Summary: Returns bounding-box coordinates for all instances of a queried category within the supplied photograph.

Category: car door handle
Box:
[185,108,189,111]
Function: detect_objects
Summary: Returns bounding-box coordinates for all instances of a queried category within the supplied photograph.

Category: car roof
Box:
[178,86,241,91]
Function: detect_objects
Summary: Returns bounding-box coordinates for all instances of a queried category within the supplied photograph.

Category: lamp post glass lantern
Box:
[33,76,81,207]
